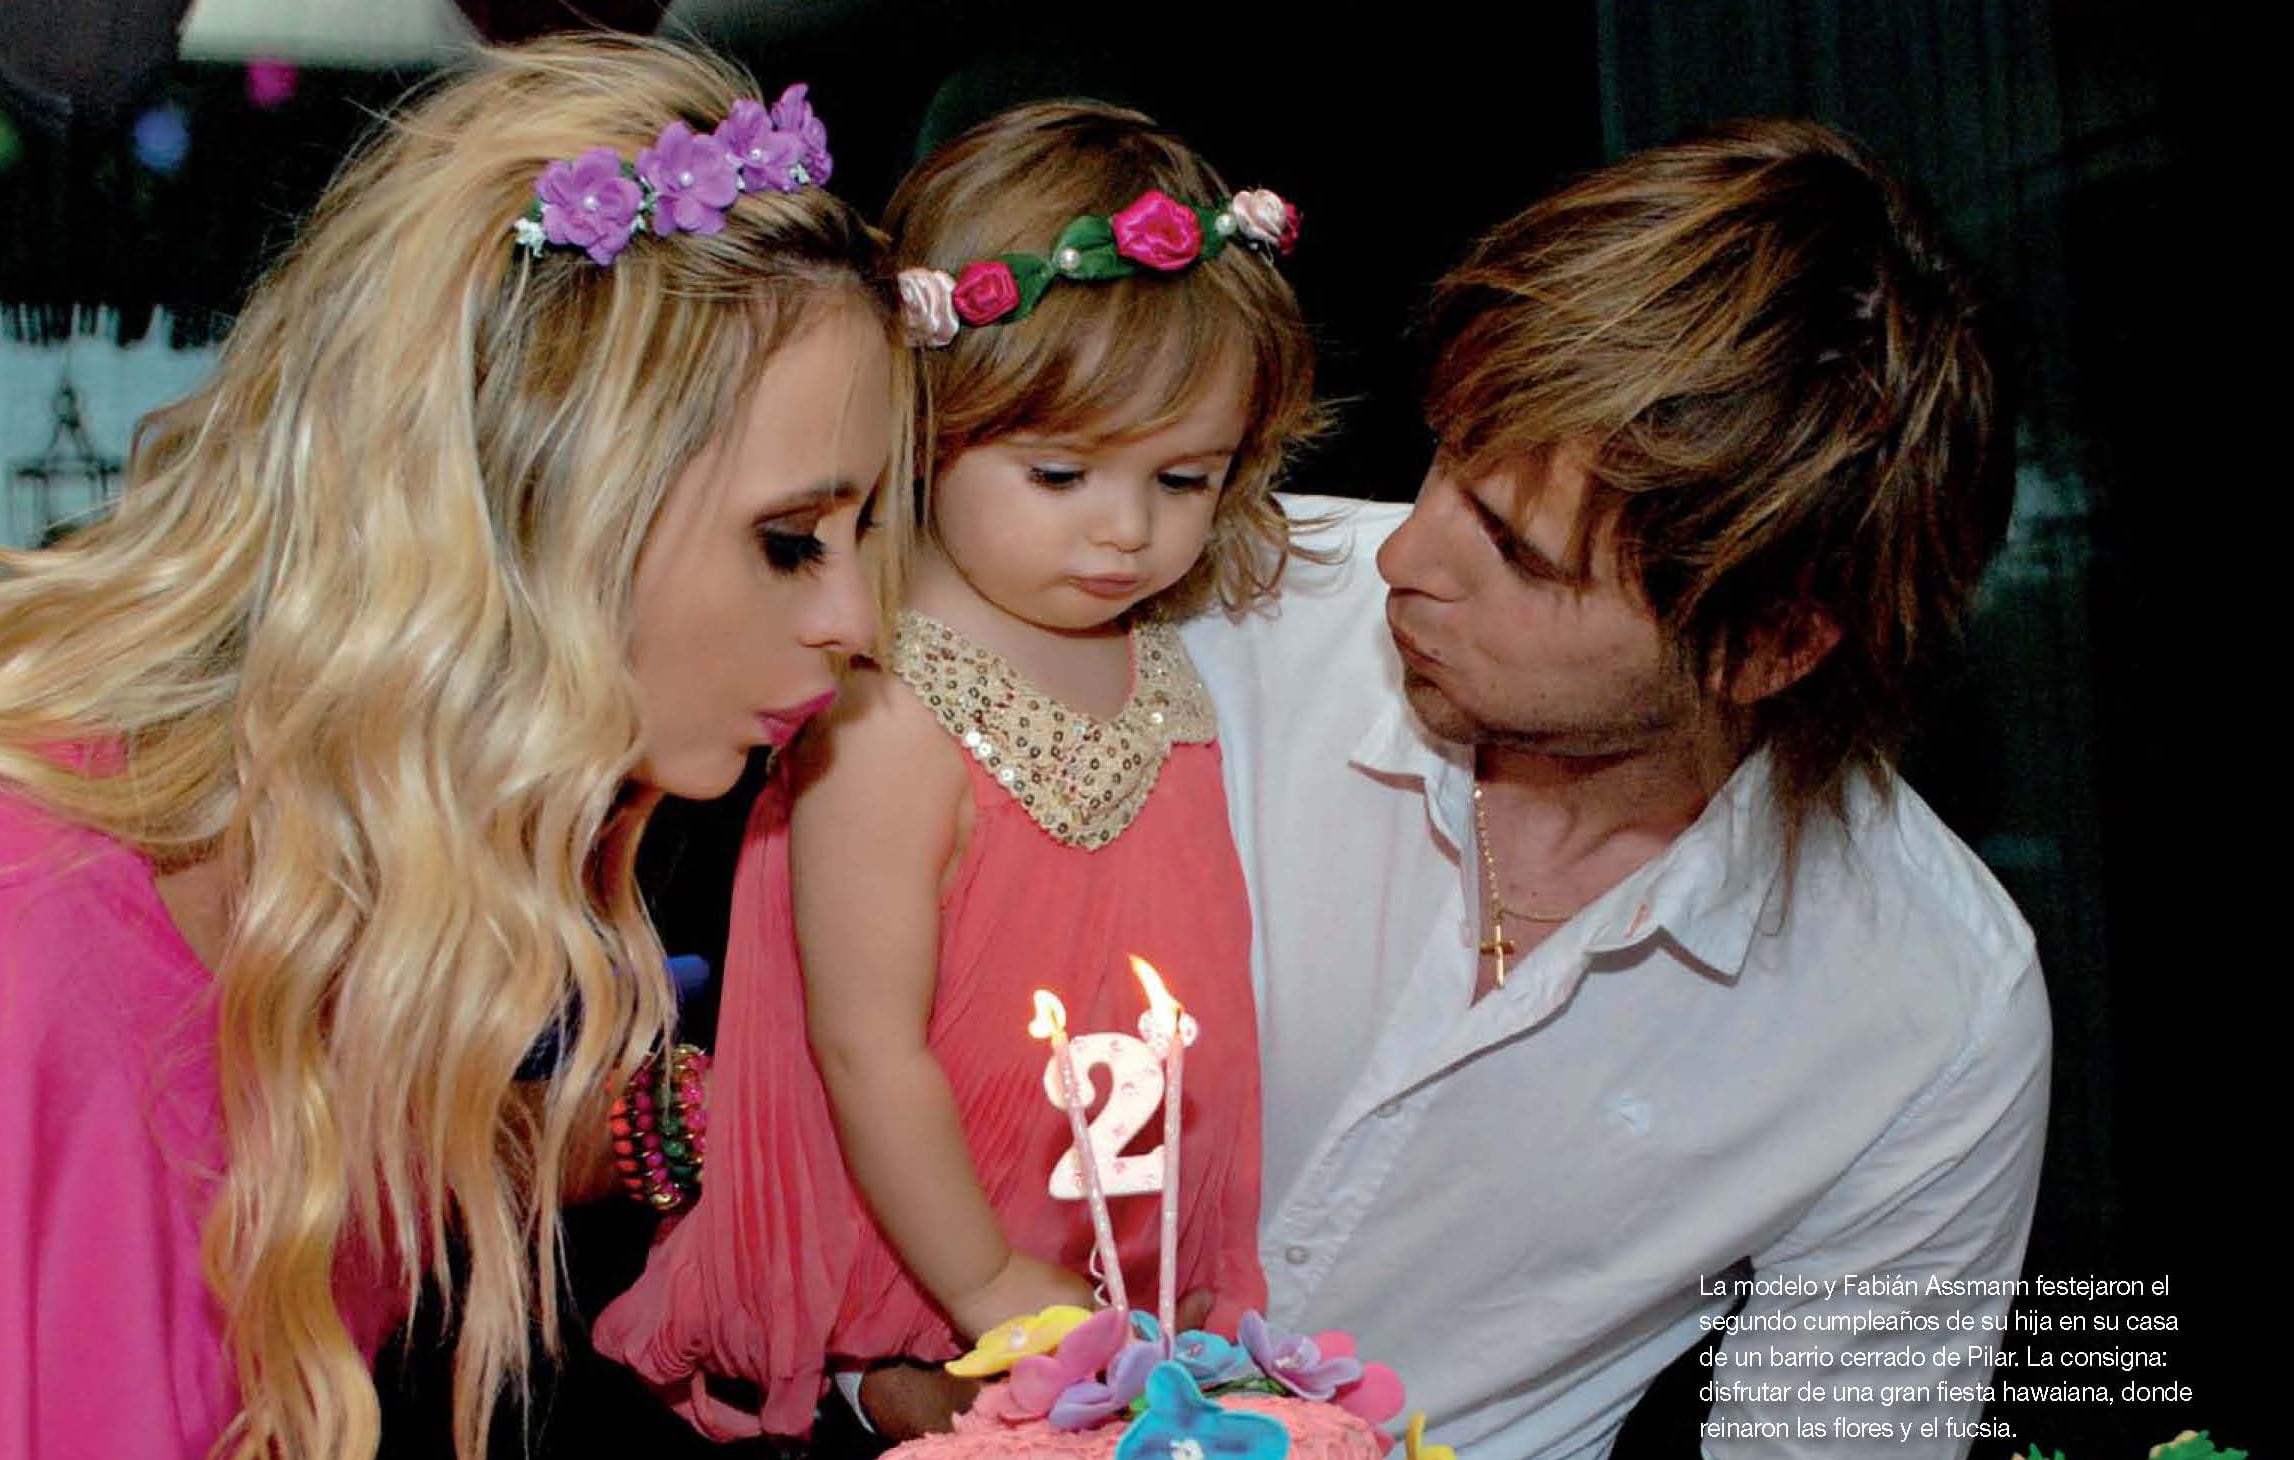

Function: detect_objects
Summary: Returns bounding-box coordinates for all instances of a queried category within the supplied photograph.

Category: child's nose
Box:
[1091,485,1153,553]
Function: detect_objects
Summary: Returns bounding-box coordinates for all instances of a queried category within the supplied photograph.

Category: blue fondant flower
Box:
[1112,1362,1290,1460]
[1130,1312,1257,1387]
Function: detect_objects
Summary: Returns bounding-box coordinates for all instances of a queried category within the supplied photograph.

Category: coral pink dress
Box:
[595,614,1266,1439]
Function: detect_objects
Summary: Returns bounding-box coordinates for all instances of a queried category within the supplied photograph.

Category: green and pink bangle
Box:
[608,1043,711,1212]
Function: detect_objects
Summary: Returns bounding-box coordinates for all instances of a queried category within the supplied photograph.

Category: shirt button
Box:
[1376,1100,1403,1120]
[1283,1244,1313,1266]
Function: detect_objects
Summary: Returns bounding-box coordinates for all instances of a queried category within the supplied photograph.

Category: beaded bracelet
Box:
[608,1043,711,1213]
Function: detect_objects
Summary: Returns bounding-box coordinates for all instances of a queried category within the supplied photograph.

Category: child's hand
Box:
[948,1251,1098,1340]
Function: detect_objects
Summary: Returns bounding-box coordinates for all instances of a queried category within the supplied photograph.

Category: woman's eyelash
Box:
[1158,471,1214,492]
[757,525,827,573]
[1026,466,1085,488]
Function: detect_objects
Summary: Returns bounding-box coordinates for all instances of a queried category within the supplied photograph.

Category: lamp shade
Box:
[178,0,474,66]
[452,0,671,43]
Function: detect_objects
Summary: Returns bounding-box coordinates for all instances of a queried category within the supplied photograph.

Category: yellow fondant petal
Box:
[1405,1411,1456,1460]
[943,1303,1096,1377]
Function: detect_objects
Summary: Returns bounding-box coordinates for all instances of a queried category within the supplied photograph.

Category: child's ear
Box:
[1715,610,1842,706]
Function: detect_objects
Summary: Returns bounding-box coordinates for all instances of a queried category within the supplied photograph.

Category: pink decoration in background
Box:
[245,58,297,109]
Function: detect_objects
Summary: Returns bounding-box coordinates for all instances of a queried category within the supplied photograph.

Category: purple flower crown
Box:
[512,83,832,267]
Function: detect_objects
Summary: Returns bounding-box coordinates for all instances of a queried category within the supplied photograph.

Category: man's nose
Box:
[1377,479,1465,600]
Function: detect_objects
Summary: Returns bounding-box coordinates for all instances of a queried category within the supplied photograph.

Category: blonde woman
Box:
[0,35,910,1460]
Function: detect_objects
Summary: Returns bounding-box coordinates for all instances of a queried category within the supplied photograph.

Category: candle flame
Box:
[1028,989,1068,1040]
[1130,956,1181,1025]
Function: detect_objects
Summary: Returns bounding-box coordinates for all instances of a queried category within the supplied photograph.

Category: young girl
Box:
[596,102,1320,1439]
[0,37,906,1460]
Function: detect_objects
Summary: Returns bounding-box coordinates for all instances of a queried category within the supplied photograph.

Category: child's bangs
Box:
[937,270,1266,451]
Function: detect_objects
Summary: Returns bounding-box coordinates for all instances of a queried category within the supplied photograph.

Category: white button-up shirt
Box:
[1179,498,2050,1459]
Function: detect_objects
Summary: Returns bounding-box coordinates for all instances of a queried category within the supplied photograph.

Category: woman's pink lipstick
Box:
[757,690,837,749]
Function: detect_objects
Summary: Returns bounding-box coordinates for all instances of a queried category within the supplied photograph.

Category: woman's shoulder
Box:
[1,785,205,1020]
[0,783,142,901]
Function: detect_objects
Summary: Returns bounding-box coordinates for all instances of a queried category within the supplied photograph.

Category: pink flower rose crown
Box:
[896,185,1300,345]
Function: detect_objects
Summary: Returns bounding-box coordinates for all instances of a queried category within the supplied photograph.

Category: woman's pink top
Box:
[0,786,405,1460]
[595,615,1267,1439]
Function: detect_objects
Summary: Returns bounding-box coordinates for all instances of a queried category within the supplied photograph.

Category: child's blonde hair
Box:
[885,100,1322,618]
[0,34,911,1460]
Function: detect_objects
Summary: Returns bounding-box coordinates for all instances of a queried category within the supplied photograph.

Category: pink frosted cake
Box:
[887,1387,1387,1459]
[885,1309,1404,1460]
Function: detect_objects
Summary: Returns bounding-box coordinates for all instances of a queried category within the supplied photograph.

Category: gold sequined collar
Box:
[889,612,1217,849]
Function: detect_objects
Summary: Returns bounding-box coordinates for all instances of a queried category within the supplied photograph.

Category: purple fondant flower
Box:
[1007,1307,1130,1421]
[768,82,833,185]
[714,98,805,192]
[637,122,740,236]
[1237,1310,1363,1401]
[537,146,643,265]
[1048,1337,1163,1430]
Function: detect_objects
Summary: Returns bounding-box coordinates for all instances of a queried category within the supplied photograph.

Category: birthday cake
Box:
[884,1307,1415,1460]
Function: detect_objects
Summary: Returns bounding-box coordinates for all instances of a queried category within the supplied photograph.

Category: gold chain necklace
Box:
[1472,780,1574,990]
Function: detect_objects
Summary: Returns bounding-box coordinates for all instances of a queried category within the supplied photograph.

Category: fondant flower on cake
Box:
[1237,1310,1363,1402]
[1112,1362,1290,1460]
[1003,1307,1129,1423]
[1046,1336,1162,1430]
[1130,1312,1255,1387]
[945,1303,1095,1378]
[1405,1411,1457,1460]
[1315,1329,1407,1428]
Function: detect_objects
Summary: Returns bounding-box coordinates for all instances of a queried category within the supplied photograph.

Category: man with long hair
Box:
[1182,119,2048,1456]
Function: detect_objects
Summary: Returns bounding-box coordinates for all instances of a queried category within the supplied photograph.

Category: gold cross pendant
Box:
[1480,928,1515,989]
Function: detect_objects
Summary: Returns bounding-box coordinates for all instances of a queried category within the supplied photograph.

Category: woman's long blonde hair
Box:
[0,35,909,1460]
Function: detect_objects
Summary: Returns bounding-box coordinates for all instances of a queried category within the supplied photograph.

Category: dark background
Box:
[3,3,2240,1456]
